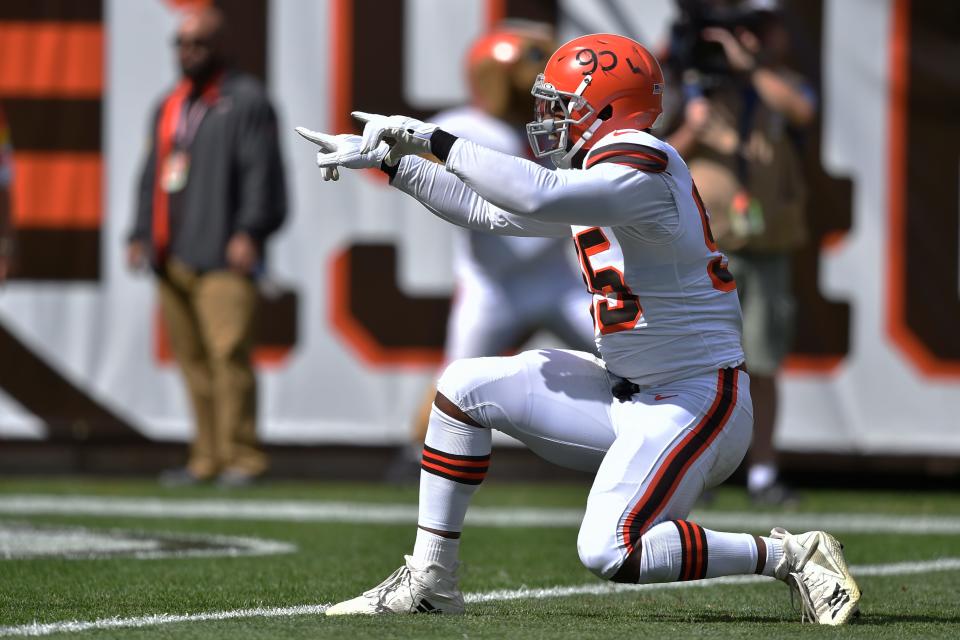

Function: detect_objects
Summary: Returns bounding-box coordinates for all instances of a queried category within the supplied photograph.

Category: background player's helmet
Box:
[526,34,664,169]
[467,22,555,126]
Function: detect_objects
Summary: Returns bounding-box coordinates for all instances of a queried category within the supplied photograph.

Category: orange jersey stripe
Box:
[692,182,718,252]
[0,22,103,98]
[586,143,668,171]
[11,152,100,228]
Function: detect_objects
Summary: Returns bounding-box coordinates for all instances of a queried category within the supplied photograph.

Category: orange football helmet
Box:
[466,23,555,124]
[526,33,664,168]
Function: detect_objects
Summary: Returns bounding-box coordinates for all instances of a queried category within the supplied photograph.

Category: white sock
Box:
[414,404,491,562]
[413,527,460,569]
[748,463,778,493]
[759,536,784,577]
[638,520,782,582]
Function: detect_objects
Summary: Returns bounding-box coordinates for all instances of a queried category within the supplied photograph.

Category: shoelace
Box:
[787,566,848,624]
[361,565,412,611]
[785,572,817,623]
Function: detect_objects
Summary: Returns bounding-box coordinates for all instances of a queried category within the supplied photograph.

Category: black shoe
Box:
[216,468,261,489]
[749,481,801,508]
[158,467,208,488]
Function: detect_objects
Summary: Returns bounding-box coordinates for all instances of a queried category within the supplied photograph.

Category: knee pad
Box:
[436,356,530,429]
[436,358,486,404]
[577,522,620,580]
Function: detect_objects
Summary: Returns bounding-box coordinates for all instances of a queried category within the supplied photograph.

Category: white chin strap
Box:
[553,118,603,170]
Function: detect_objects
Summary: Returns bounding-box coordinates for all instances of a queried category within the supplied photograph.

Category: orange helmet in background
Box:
[526,34,664,168]
[466,22,555,125]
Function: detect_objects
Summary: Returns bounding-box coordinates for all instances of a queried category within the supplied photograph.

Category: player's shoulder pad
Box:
[584,129,670,174]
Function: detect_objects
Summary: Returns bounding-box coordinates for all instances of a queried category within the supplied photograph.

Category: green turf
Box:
[1,478,959,639]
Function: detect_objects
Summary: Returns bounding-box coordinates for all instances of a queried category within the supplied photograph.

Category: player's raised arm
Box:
[442,136,659,227]
[353,112,660,228]
[388,153,571,238]
[296,124,569,238]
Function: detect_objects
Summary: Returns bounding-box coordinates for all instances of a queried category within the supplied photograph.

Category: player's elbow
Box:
[509,192,547,217]
[508,175,566,217]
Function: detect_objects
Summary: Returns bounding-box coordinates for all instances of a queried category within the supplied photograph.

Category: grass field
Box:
[1,477,959,638]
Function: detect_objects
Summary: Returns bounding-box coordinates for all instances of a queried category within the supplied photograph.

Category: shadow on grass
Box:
[470,606,790,624]
[851,613,960,625]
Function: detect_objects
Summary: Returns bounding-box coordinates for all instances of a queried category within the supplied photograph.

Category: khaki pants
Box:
[158,259,266,478]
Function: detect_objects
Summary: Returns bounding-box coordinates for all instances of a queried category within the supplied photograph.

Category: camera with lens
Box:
[668,0,773,90]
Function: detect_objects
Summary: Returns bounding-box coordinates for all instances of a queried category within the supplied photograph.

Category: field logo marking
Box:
[0,522,296,561]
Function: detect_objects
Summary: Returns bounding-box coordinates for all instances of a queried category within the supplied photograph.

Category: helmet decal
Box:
[575,48,618,75]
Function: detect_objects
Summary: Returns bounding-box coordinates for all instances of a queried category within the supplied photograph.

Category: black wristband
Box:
[429,129,458,162]
[380,159,400,181]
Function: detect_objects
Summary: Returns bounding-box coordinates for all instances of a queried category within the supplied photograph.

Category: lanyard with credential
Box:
[174,97,210,151]
[152,75,222,261]
[163,82,220,194]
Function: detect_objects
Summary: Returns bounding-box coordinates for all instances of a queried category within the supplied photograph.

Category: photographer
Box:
[663,0,816,505]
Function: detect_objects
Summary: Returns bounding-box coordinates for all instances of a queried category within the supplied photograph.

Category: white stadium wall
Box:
[0,0,958,456]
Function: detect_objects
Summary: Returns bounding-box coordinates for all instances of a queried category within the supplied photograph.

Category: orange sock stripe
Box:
[683,521,696,581]
[673,520,687,580]
[692,523,708,580]
[422,448,490,469]
[420,459,487,481]
[674,519,697,581]
[672,520,711,581]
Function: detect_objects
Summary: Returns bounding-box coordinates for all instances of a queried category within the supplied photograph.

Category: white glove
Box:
[352,111,438,166]
[295,127,388,181]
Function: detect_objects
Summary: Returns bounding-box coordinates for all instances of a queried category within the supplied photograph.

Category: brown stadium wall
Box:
[0,0,958,480]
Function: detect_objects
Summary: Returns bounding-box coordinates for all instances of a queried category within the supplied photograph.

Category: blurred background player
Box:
[0,102,13,284]
[127,5,287,487]
[661,0,815,505]
[389,22,595,480]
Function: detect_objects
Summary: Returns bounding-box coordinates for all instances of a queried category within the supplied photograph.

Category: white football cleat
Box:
[771,527,861,625]
[325,555,465,616]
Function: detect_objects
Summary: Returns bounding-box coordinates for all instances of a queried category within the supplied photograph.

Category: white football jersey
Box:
[391,128,745,385]
[571,130,743,384]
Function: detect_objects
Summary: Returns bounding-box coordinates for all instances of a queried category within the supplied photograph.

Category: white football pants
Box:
[436,348,753,579]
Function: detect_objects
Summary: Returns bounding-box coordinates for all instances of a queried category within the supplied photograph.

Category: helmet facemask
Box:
[526,73,601,169]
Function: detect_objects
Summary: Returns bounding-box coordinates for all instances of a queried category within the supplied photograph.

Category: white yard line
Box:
[466,557,960,602]
[0,495,959,534]
[0,605,331,638]
[1,558,958,637]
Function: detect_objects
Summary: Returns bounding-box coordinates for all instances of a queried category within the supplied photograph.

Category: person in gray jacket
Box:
[128,5,286,487]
